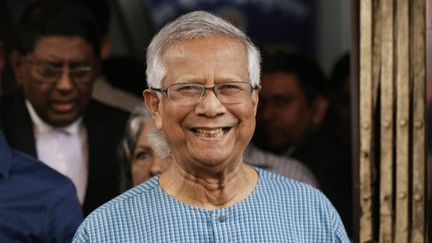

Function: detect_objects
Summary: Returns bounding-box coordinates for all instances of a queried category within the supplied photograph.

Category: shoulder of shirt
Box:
[83,176,159,218]
[9,148,75,189]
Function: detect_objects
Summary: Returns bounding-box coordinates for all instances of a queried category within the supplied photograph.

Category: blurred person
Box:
[119,106,171,191]
[326,53,353,235]
[253,52,329,156]
[327,53,351,146]
[1,5,83,239]
[73,11,348,242]
[253,51,352,236]
[0,0,129,215]
[0,129,83,242]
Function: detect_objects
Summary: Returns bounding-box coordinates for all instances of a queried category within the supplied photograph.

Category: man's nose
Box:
[195,89,227,117]
[55,68,74,92]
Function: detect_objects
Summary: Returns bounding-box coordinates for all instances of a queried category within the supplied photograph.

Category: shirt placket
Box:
[210,210,229,243]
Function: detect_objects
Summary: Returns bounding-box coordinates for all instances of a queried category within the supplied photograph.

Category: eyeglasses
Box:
[24,59,96,85]
[151,81,259,105]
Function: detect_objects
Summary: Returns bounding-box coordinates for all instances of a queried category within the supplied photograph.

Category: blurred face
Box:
[145,36,259,174]
[131,121,171,185]
[15,36,97,127]
[255,72,315,153]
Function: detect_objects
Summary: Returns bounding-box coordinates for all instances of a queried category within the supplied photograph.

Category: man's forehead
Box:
[32,36,95,54]
[164,36,245,56]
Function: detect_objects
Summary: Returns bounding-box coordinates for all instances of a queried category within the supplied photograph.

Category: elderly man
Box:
[73,11,349,242]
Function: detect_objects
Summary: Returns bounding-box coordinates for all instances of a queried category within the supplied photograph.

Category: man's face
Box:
[145,36,259,173]
[255,72,315,153]
[16,36,97,127]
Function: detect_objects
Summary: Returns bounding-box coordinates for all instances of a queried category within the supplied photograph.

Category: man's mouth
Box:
[191,127,231,138]
[50,101,77,113]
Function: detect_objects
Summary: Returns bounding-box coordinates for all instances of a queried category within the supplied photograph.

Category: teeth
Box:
[194,128,225,137]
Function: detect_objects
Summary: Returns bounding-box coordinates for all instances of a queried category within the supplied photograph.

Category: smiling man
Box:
[0,0,128,216]
[73,11,349,242]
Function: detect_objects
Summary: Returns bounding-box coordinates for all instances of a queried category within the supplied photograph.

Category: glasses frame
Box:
[150,81,260,105]
[23,58,97,85]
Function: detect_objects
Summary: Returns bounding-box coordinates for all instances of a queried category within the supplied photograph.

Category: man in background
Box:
[0,0,129,215]
[253,51,352,236]
[0,16,82,239]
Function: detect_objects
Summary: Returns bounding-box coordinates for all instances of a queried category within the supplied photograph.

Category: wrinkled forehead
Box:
[161,37,249,84]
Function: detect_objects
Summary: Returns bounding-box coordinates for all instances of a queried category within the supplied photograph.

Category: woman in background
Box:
[119,106,171,191]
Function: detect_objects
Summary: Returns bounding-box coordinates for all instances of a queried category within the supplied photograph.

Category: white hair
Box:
[120,106,170,161]
[146,10,261,89]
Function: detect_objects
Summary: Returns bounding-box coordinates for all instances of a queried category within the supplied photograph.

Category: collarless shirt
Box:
[25,100,88,204]
[0,131,83,242]
[73,168,349,242]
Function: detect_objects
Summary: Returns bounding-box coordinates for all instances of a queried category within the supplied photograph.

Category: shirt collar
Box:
[25,100,83,135]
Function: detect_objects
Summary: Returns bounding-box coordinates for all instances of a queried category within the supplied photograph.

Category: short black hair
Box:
[261,52,327,104]
[15,0,101,56]
[78,0,111,36]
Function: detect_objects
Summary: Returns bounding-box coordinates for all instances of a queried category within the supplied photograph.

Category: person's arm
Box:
[48,179,84,242]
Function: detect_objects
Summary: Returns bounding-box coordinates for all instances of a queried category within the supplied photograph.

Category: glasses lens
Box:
[166,83,203,105]
[27,60,93,84]
[70,66,93,84]
[33,65,61,83]
[217,82,253,104]
[165,82,254,105]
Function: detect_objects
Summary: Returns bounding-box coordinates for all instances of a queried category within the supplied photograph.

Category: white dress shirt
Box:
[25,100,88,204]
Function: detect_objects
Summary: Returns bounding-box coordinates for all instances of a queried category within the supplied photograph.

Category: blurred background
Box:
[1,0,351,76]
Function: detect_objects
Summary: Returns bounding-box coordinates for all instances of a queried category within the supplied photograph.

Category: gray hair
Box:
[146,10,261,89]
[120,106,170,162]
[118,105,170,191]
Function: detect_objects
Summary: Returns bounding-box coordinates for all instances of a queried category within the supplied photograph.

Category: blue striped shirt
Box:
[73,168,349,242]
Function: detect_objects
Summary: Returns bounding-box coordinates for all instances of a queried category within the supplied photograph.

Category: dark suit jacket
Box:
[0,91,129,215]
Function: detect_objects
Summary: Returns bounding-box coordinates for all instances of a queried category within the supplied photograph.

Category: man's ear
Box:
[144,89,163,129]
[311,95,329,125]
[10,51,25,85]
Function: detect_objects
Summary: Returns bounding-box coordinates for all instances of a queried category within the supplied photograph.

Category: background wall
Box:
[3,0,351,76]
[317,0,351,74]
[109,0,351,75]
